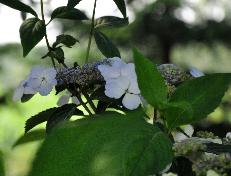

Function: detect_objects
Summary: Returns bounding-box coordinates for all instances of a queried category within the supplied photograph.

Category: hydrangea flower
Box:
[13,78,36,101]
[27,66,57,96]
[226,132,231,139]
[189,67,204,78]
[98,57,141,110]
[57,91,80,107]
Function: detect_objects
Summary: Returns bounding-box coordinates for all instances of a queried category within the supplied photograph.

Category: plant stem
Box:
[85,0,97,63]
[153,108,157,124]
[40,0,56,69]
[82,91,97,114]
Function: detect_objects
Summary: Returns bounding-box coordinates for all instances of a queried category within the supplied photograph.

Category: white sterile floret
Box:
[189,67,204,78]
[57,91,80,107]
[13,79,36,101]
[98,57,142,110]
[226,132,231,139]
[28,66,57,96]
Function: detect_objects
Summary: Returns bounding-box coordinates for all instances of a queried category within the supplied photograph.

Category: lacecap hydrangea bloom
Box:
[13,66,57,101]
[98,57,141,110]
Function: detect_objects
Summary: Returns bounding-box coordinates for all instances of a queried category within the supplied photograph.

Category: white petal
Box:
[109,57,126,68]
[38,83,54,96]
[121,63,136,79]
[30,66,45,78]
[24,86,36,94]
[189,67,204,78]
[226,132,231,139]
[27,78,42,89]
[98,65,120,80]
[122,93,141,110]
[13,86,24,101]
[128,79,140,94]
[57,95,70,106]
[71,96,80,105]
[45,68,57,79]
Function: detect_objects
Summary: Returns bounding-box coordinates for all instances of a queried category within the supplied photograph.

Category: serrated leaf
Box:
[13,129,45,148]
[46,104,83,132]
[0,0,37,17]
[67,0,82,8]
[20,18,46,57]
[112,0,127,18]
[25,107,57,133]
[94,30,120,58]
[165,73,231,129]
[51,6,87,21]
[94,16,128,29]
[53,34,78,48]
[133,48,168,108]
[28,111,173,176]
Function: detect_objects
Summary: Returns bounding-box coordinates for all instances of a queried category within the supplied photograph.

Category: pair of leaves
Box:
[25,104,83,133]
[0,0,37,17]
[28,110,173,176]
[133,49,231,129]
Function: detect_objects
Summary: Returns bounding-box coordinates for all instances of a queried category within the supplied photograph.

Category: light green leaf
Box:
[112,0,127,18]
[133,48,168,108]
[0,0,37,17]
[67,0,82,8]
[20,18,46,57]
[28,111,173,176]
[165,73,231,129]
[51,6,87,21]
[94,16,128,29]
[94,30,121,58]
[13,129,45,148]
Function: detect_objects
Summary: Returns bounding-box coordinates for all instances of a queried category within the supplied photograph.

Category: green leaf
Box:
[165,73,231,129]
[94,30,121,58]
[20,18,46,57]
[112,0,127,18]
[13,129,45,148]
[133,48,168,108]
[28,111,173,176]
[53,34,79,48]
[0,0,37,17]
[0,151,4,176]
[94,16,128,29]
[67,0,82,8]
[46,104,83,132]
[51,6,87,21]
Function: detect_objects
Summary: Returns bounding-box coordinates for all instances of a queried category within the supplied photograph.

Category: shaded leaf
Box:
[0,0,37,17]
[21,94,34,103]
[67,0,82,8]
[53,34,78,48]
[28,111,173,176]
[112,0,127,18]
[0,150,4,176]
[165,73,231,129]
[13,129,45,148]
[94,30,120,58]
[133,48,168,108]
[51,6,87,21]
[205,143,231,155]
[20,18,46,57]
[94,16,128,29]
[48,47,65,63]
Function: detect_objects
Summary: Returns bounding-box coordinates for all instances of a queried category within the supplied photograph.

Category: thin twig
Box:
[82,91,97,113]
[153,108,157,124]
[85,0,97,63]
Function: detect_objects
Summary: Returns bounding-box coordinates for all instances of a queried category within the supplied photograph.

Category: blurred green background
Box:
[1,0,231,175]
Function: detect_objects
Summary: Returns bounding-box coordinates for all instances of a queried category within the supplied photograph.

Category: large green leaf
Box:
[51,6,87,21]
[0,0,37,17]
[165,73,231,129]
[94,16,128,29]
[20,18,46,57]
[112,0,127,18]
[28,111,173,176]
[94,30,121,58]
[13,129,45,148]
[67,0,82,8]
[133,48,168,108]
[0,151,4,176]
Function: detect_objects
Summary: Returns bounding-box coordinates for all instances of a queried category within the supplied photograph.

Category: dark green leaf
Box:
[165,73,231,129]
[0,150,4,176]
[94,30,120,58]
[133,48,168,108]
[13,129,45,148]
[205,143,231,155]
[20,18,46,57]
[21,94,34,103]
[48,47,65,63]
[25,107,57,133]
[0,0,37,17]
[28,111,173,176]
[112,0,127,18]
[46,104,83,132]
[53,34,78,48]
[67,0,82,8]
[94,16,128,29]
[51,6,87,21]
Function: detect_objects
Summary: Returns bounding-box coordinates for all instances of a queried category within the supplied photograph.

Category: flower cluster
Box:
[13,66,57,101]
[97,57,141,110]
